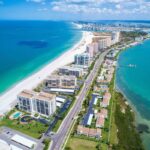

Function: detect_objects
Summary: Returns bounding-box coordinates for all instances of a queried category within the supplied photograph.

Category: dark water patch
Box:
[137,124,150,134]
[18,40,48,49]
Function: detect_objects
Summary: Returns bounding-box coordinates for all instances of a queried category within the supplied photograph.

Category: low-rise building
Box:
[100,108,108,119]
[77,125,89,136]
[88,128,101,139]
[96,115,105,128]
[77,125,101,139]
[100,92,111,108]
[59,66,83,77]
[45,75,77,89]
[106,50,118,59]
[18,90,56,117]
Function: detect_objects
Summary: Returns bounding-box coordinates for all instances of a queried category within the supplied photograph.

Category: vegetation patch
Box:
[66,137,97,150]
[112,92,144,150]
[43,138,51,150]
[0,114,48,139]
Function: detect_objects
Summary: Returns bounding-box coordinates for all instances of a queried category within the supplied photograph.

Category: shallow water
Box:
[116,40,150,149]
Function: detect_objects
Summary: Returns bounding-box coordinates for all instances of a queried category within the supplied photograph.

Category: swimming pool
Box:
[10,111,22,120]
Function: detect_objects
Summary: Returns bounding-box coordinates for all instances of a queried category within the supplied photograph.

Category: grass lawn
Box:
[109,96,118,145]
[66,137,97,150]
[0,116,48,139]
[52,119,62,132]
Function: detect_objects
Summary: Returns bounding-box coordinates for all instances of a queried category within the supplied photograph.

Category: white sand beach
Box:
[0,31,93,114]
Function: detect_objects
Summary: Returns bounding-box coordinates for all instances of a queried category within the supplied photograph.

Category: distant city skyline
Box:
[0,0,150,20]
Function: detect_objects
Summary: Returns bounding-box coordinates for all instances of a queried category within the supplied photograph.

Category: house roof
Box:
[100,109,108,117]
[96,116,105,126]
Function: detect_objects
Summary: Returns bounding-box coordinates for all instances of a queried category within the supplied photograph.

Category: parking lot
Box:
[0,127,44,150]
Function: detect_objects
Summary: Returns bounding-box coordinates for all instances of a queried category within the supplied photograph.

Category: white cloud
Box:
[26,0,45,3]
[116,4,121,9]
[50,0,150,15]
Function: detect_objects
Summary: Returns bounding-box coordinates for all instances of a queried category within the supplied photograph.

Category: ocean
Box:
[0,21,81,94]
[116,39,150,150]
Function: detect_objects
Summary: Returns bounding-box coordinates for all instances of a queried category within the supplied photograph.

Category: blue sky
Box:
[0,0,150,20]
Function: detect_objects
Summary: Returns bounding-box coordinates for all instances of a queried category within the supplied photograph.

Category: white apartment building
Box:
[18,90,56,117]
[45,75,77,89]
[59,66,83,77]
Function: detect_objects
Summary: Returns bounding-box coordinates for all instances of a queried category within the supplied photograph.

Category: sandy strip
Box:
[0,31,93,114]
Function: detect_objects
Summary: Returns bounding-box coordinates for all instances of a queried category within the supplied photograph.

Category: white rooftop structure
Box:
[10,145,23,150]
[11,134,36,149]
[56,97,65,103]
[94,97,98,105]
[56,102,62,107]
[0,139,10,150]
[87,114,93,126]
[49,88,75,93]
[94,109,98,114]
[98,75,104,80]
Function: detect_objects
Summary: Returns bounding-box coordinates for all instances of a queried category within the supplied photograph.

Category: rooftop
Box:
[77,125,89,135]
[96,116,105,127]
[77,125,101,137]
[60,66,83,71]
[100,108,108,117]
[46,75,76,80]
[75,53,90,57]
[34,92,56,102]
[103,92,111,99]
[18,90,35,99]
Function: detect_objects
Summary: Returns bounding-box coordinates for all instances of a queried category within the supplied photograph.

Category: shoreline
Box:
[115,39,150,150]
[0,31,93,114]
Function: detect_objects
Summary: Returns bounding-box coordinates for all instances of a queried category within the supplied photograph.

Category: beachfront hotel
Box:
[86,42,99,58]
[93,37,111,50]
[112,31,120,44]
[45,75,77,89]
[17,90,56,117]
[74,53,90,68]
[59,66,84,78]
[93,32,113,50]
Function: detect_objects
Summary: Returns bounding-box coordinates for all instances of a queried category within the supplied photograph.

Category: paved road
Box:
[49,50,109,150]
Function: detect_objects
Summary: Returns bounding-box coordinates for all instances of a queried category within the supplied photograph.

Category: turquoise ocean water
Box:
[116,39,150,150]
[0,21,81,94]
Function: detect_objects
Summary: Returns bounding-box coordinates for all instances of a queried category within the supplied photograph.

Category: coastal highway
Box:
[49,50,109,150]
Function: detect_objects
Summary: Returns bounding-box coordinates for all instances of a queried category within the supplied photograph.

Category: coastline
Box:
[115,39,150,150]
[0,31,93,114]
